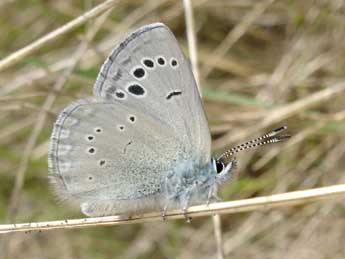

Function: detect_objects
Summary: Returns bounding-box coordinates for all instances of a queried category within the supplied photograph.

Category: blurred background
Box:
[0,0,345,258]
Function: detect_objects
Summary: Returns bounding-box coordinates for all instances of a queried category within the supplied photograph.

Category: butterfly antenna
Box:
[217,126,290,161]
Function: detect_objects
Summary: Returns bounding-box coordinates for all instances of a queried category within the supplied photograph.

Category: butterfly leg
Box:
[161,192,179,220]
[161,197,191,222]
[181,203,192,223]
[206,189,222,205]
[162,173,178,220]
[182,207,192,223]
[161,204,169,220]
[206,184,215,205]
[180,186,196,223]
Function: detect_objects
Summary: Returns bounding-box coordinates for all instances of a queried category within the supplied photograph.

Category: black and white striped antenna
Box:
[217,126,290,162]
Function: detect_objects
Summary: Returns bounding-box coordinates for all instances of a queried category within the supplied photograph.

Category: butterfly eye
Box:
[212,158,224,174]
[216,161,225,174]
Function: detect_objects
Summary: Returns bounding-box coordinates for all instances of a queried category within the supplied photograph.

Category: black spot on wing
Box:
[128,84,145,96]
[166,90,182,100]
[115,91,125,99]
[157,57,166,65]
[99,159,106,167]
[133,68,145,78]
[123,140,132,154]
[171,59,178,67]
[143,59,154,68]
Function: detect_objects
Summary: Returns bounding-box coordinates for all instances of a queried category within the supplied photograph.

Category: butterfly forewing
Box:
[93,23,211,162]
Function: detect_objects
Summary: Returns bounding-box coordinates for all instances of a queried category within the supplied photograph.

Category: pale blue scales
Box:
[48,23,289,217]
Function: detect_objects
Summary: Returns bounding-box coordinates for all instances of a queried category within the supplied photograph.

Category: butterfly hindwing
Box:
[49,99,185,202]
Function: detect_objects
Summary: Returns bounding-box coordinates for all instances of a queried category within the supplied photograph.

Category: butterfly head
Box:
[211,157,237,185]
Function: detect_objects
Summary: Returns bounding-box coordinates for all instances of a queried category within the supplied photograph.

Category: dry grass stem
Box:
[214,81,345,149]
[0,184,344,234]
[202,0,275,78]
[0,0,169,97]
[0,9,114,257]
[183,1,224,256]
[0,0,119,72]
[183,0,200,88]
[212,214,225,259]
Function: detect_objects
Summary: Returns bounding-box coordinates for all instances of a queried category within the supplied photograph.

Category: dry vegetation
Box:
[0,0,345,258]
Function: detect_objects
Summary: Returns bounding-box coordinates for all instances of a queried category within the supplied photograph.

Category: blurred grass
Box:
[0,0,345,259]
[204,87,275,108]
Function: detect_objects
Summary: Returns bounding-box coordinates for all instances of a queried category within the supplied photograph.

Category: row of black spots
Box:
[84,152,106,169]
[85,120,136,171]
[86,159,106,176]
[85,148,107,169]
[116,57,180,99]
[114,115,135,136]
[86,162,106,181]
[114,84,145,99]
[83,127,108,170]
[85,126,105,157]
[83,121,136,172]
[88,158,106,181]
[141,56,179,70]
[131,56,179,80]
[85,127,103,143]
[154,56,179,68]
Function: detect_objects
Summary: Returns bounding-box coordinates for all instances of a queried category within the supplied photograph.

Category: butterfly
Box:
[48,23,289,218]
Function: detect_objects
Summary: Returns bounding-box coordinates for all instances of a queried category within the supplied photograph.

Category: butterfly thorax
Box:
[161,156,237,212]
[163,159,217,210]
